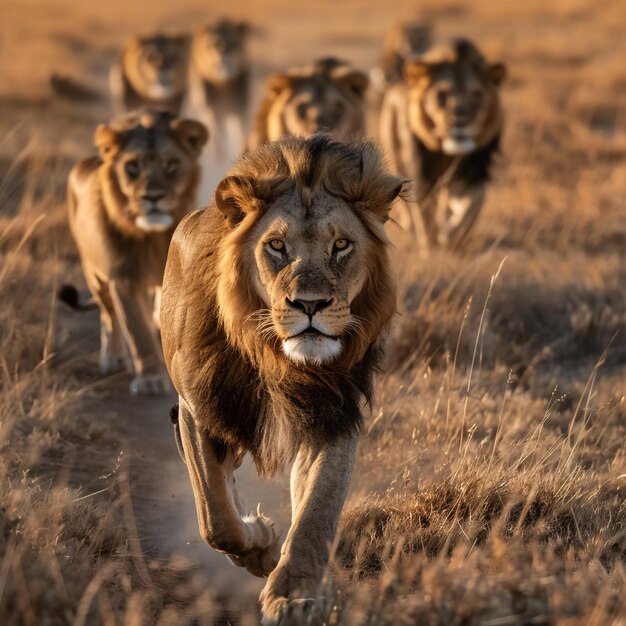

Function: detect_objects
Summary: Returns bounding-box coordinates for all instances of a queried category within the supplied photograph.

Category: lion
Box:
[188,19,251,165]
[160,134,403,624]
[380,38,506,247]
[61,109,208,395]
[246,57,369,151]
[370,21,432,97]
[109,34,190,114]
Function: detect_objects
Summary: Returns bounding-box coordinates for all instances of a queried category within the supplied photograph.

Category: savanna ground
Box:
[1,0,625,624]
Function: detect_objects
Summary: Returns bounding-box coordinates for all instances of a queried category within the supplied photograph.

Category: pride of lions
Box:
[60,19,506,625]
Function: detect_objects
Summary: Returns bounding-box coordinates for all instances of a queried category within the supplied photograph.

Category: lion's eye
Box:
[165,159,180,176]
[125,160,140,179]
[296,104,308,120]
[333,239,352,255]
[470,90,484,105]
[332,101,345,117]
[267,239,286,256]
[437,90,449,107]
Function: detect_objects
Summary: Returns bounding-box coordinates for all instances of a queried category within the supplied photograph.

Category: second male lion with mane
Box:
[161,135,403,623]
[247,57,369,150]
[380,38,506,247]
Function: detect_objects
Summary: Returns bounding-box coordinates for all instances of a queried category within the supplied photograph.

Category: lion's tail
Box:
[58,284,98,311]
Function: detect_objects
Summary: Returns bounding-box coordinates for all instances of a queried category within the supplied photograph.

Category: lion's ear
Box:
[266,73,295,99]
[379,176,406,222]
[487,62,506,87]
[171,119,209,156]
[95,124,122,160]
[215,175,256,227]
[335,68,369,99]
[403,59,431,85]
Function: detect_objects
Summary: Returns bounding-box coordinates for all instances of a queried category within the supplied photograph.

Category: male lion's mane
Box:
[163,135,403,475]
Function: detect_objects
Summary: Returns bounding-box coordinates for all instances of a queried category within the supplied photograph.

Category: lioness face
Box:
[404,40,506,155]
[127,36,189,100]
[192,21,248,82]
[280,84,356,140]
[249,189,370,365]
[265,61,369,143]
[96,114,208,233]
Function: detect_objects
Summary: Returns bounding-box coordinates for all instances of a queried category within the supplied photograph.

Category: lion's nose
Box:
[286,297,333,317]
[143,192,166,203]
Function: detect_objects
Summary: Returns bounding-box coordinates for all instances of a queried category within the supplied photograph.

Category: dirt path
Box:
[60,308,291,607]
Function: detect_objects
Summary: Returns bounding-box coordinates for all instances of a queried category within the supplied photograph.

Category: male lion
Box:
[380,38,506,247]
[63,109,207,395]
[247,57,369,150]
[188,19,251,164]
[109,34,190,114]
[161,135,403,623]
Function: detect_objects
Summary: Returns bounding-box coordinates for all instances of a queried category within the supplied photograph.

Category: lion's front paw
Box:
[228,532,281,578]
[260,596,317,626]
[129,372,173,396]
[99,355,126,375]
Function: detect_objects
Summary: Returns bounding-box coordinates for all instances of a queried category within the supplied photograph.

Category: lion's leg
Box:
[178,399,280,577]
[260,434,358,625]
[85,278,127,375]
[436,184,485,248]
[98,309,127,374]
[108,279,171,395]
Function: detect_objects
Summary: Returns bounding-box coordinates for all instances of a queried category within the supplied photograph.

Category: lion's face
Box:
[404,39,506,155]
[124,35,189,100]
[96,111,208,234]
[213,136,402,370]
[264,59,369,143]
[192,20,248,82]
[249,189,372,365]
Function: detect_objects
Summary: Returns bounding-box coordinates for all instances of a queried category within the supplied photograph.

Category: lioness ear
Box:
[403,59,431,85]
[335,69,369,99]
[171,119,209,156]
[215,175,256,227]
[95,124,122,160]
[487,62,506,87]
[266,73,294,99]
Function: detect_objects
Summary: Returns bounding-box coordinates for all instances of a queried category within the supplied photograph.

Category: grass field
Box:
[0,0,624,623]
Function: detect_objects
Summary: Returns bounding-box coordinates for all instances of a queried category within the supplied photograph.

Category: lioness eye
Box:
[165,159,180,176]
[268,239,285,252]
[125,160,140,179]
[471,90,484,105]
[333,239,352,255]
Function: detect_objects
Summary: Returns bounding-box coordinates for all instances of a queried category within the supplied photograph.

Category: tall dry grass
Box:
[0,0,625,623]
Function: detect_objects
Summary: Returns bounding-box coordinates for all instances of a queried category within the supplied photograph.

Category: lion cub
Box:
[64,109,207,395]
[380,38,506,248]
[109,34,190,115]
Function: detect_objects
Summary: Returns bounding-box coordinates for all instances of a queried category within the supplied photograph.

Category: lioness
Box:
[161,135,403,623]
[247,57,369,150]
[188,19,251,164]
[370,21,432,95]
[109,34,190,114]
[64,109,208,395]
[380,38,506,247]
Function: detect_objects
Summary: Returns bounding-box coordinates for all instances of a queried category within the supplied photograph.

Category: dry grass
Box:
[1,0,625,623]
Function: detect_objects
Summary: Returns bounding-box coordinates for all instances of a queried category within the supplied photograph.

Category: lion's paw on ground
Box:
[129,373,173,396]
[261,597,318,626]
